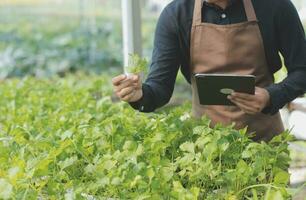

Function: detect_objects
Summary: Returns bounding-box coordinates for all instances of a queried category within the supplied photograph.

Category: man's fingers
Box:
[117,86,135,99]
[121,75,141,90]
[230,99,256,114]
[113,74,141,102]
[122,90,136,102]
[115,78,135,92]
[133,77,142,89]
[228,95,253,107]
[254,87,262,94]
[136,75,141,86]
[231,96,261,113]
[233,100,252,112]
[231,92,254,101]
[112,74,127,86]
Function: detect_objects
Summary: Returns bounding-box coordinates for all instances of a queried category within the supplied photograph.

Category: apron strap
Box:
[192,0,203,26]
[192,0,258,26]
[243,0,258,21]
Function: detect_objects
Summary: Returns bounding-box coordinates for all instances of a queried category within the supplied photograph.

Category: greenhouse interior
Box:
[0,0,306,199]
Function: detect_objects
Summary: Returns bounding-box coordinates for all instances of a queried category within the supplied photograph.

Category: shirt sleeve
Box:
[129,6,181,112]
[262,0,306,115]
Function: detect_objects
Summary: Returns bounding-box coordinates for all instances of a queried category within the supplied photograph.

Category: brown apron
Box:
[190,0,284,141]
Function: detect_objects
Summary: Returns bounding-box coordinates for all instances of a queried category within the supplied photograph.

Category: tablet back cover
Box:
[195,74,255,106]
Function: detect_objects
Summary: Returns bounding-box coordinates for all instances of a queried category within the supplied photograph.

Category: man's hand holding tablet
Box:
[228,87,271,115]
[195,74,271,115]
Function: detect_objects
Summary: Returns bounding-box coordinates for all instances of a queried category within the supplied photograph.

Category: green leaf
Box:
[111,177,121,186]
[173,181,184,193]
[265,189,284,200]
[64,189,76,200]
[61,130,73,140]
[125,54,148,74]
[98,177,110,187]
[0,179,13,200]
[190,187,200,199]
[251,188,258,200]
[147,168,155,183]
[103,160,117,171]
[274,170,290,185]
[58,156,78,170]
[160,167,173,182]
[180,142,195,154]
[136,144,144,156]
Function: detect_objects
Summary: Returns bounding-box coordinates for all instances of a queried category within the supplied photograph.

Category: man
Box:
[112,0,306,141]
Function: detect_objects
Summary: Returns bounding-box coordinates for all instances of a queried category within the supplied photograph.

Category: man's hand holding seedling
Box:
[112,74,143,102]
[112,54,147,102]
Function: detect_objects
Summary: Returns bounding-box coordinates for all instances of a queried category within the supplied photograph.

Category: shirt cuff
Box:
[128,94,145,111]
[128,84,149,112]
[262,85,281,115]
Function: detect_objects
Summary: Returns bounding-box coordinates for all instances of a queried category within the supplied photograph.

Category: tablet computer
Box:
[194,73,256,106]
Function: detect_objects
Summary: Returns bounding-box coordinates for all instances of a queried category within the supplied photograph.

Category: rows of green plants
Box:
[0,15,123,78]
[0,2,159,79]
[0,74,296,199]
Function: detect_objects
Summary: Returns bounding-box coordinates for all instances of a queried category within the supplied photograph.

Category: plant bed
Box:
[0,75,296,199]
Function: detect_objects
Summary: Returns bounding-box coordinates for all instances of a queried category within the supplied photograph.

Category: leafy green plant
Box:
[125,54,148,75]
[0,74,295,199]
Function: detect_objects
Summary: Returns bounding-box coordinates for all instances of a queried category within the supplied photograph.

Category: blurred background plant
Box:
[0,0,121,78]
[0,0,304,78]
